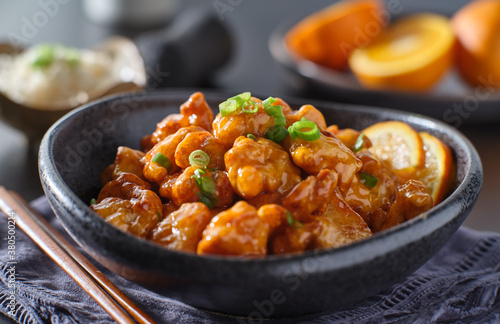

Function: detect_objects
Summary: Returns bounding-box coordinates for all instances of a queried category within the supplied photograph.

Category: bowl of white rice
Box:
[0,37,146,140]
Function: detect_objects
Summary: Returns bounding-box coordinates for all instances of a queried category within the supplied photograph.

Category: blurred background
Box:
[0,0,497,232]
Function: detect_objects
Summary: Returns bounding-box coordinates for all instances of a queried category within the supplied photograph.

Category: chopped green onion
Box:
[353,133,365,153]
[286,211,303,229]
[90,198,97,206]
[262,97,277,110]
[289,118,321,141]
[263,97,286,126]
[195,168,206,176]
[238,92,251,102]
[189,150,210,168]
[288,125,297,140]
[157,211,162,222]
[32,44,55,69]
[199,194,217,209]
[360,172,378,188]
[219,92,256,117]
[31,44,81,69]
[151,152,173,172]
[265,125,289,143]
[191,169,218,209]
[247,134,256,140]
[273,116,287,127]
[219,100,239,117]
[242,100,258,114]
[263,104,281,116]
[191,168,205,189]
[200,176,216,196]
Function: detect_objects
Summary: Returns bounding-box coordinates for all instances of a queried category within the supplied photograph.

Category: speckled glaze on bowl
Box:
[39,90,482,318]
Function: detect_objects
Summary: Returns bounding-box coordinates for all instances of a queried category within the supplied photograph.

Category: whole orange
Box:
[452,0,500,87]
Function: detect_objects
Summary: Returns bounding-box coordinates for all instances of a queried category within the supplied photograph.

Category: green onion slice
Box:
[265,125,288,143]
[289,118,321,141]
[200,175,216,196]
[156,211,162,222]
[242,100,258,114]
[263,97,286,126]
[195,168,206,176]
[31,44,81,69]
[247,134,256,140]
[288,125,297,140]
[262,97,277,110]
[273,116,287,127]
[189,150,210,168]
[90,198,97,206]
[286,211,303,229]
[151,152,173,172]
[237,92,251,102]
[199,194,217,209]
[191,169,218,209]
[360,172,378,188]
[32,44,55,69]
[263,104,281,116]
[219,92,255,117]
[219,100,238,117]
[353,133,365,153]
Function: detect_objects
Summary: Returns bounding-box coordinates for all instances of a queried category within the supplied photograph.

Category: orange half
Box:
[349,13,456,91]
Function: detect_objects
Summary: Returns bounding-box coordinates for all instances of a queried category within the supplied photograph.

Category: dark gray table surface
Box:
[0,0,497,235]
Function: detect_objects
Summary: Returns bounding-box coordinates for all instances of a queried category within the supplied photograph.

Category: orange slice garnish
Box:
[349,13,456,91]
[362,121,425,177]
[285,0,387,71]
[416,132,454,205]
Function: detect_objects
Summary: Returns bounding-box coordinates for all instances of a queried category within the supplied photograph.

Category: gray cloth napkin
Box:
[1,197,499,324]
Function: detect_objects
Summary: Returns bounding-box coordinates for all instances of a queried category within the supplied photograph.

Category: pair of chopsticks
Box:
[0,187,156,324]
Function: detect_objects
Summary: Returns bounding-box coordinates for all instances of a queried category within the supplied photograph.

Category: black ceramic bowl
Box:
[39,90,482,318]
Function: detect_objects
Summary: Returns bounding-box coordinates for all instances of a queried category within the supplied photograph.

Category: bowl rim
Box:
[39,89,483,269]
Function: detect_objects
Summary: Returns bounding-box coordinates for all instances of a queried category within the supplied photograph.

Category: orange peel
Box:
[416,132,454,205]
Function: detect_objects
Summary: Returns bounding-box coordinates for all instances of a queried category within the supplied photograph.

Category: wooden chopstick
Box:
[0,187,156,324]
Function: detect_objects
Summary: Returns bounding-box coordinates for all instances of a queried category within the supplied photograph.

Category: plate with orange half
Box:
[269,0,500,125]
